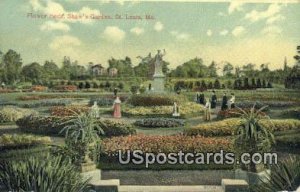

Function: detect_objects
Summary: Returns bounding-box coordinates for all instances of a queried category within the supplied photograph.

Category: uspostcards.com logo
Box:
[117,150,278,168]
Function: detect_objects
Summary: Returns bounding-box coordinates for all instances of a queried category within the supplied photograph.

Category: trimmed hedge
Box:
[134,118,185,128]
[127,93,188,106]
[50,105,90,117]
[184,118,300,137]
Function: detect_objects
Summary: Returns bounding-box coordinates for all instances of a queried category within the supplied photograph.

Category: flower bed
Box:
[102,119,136,137]
[18,99,72,108]
[127,93,188,106]
[184,118,300,137]
[16,115,136,137]
[217,108,266,119]
[31,85,48,92]
[134,118,185,128]
[18,94,84,101]
[101,134,233,160]
[50,105,90,117]
[280,107,300,119]
[0,106,38,123]
[0,134,51,150]
[236,101,298,109]
[124,102,204,118]
[54,85,77,92]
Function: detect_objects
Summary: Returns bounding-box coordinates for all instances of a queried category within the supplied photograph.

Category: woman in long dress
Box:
[204,98,211,121]
[113,97,122,118]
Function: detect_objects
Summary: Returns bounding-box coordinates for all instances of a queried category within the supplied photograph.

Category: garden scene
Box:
[0,1,300,192]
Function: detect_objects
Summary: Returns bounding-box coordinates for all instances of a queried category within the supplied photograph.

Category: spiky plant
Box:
[253,155,300,192]
[60,112,104,164]
[0,155,90,192]
[234,105,275,172]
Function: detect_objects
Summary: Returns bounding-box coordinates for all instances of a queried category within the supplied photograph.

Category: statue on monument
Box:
[153,49,166,76]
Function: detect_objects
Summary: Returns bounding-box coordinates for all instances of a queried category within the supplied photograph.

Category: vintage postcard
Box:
[0,0,299,191]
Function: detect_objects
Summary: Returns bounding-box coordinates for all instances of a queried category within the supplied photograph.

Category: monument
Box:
[138,49,166,92]
[152,49,166,92]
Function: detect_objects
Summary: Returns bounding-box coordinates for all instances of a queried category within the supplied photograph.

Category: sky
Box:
[0,0,299,70]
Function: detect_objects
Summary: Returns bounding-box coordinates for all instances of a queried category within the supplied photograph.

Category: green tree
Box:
[43,60,60,79]
[2,49,23,84]
[208,61,218,77]
[21,62,45,84]
[108,57,134,77]
[223,63,234,77]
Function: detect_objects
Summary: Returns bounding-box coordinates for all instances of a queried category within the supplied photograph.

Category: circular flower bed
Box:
[134,118,185,128]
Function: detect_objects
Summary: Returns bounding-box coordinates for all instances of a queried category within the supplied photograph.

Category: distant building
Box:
[108,67,118,77]
[90,64,106,76]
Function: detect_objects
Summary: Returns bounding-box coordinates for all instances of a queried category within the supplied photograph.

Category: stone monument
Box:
[152,49,166,92]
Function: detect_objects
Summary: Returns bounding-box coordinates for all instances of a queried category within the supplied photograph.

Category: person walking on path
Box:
[204,98,211,121]
[113,96,122,118]
[199,91,205,105]
[211,90,217,109]
[221,93,228,111]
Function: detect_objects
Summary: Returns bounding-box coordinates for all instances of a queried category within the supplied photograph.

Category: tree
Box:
[242,63,256,77]
[243,77,249,89]
[294,45,300,66]
[108,57,134,77]
[214,79,221,89]
[223,63,234,77]
[1,49,22,84]
[251,78,256,89]
[257,78,262,88]
[43,60,60,79]
[208,61,218,77]
[170,57,208,78]
[21,62,45,84]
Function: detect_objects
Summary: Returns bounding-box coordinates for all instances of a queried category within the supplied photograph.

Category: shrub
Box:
[0,155,90,191]
[134,118,185,128]
[102,119,136,137]
[124,102,204,117]
[50,105,90,117]
[127,93,188,106]
[0,134,51,151]
[185,118,300,137]
[0,106,38,123]
[217,108,266,119]
[101,134,233,160]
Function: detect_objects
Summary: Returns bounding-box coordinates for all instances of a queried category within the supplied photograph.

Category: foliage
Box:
[0,134,51,150]
[234,106,275,172]
[184,118,300,137]
[0,106,38,123]
[134,118,185,128]
[127,93,188,106]
[60,113,104,163]
[124,102,204,117]
[101,134,233,159]
[0,155,90,192]
[89,95,128,107]
[102,119,136,137]
[1,49,22,84]
[50,105,90,117]
[253,155,300,192]
[18,99,72,108]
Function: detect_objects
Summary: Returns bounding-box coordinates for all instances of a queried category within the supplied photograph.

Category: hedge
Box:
[127,93,188,106]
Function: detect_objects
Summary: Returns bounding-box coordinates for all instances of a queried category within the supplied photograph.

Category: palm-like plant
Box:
[234,105,275,172]
[60,112,104,164]
[253,155,300,192]
[0,155,90,192]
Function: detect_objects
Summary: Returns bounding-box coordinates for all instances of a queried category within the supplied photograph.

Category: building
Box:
[108,67,118,77]
[90,64,106,76]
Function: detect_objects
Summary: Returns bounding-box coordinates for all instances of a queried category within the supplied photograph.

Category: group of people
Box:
[196,90,236,121]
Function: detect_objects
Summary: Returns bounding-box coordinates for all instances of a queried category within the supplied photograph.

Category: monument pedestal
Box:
[152,74,165,93]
